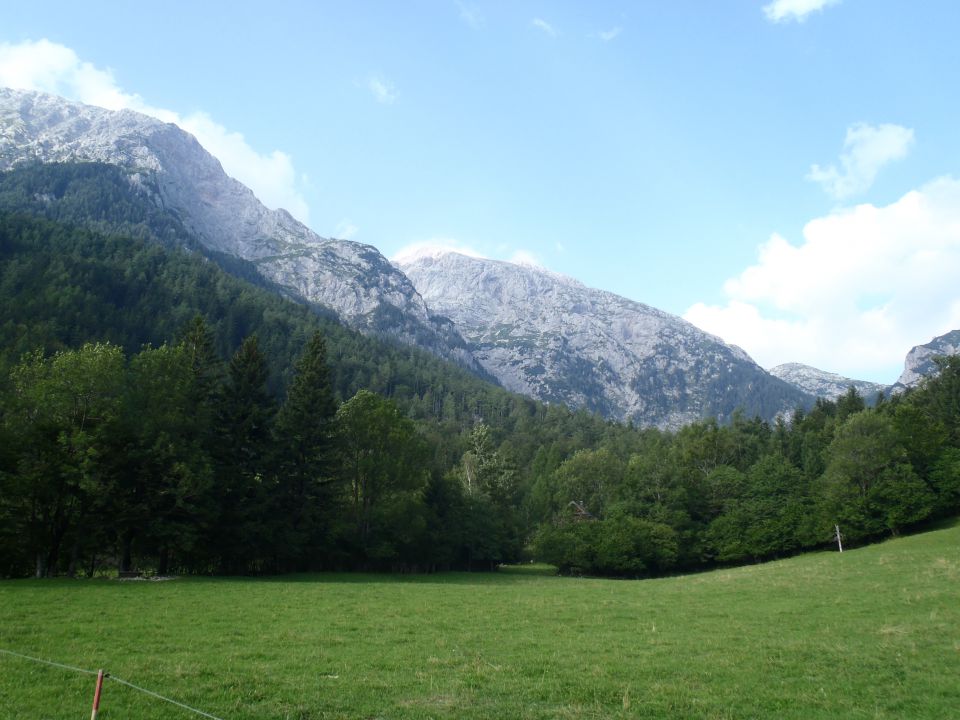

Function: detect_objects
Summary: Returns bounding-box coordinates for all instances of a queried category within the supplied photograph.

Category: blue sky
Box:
[3,1,960,383]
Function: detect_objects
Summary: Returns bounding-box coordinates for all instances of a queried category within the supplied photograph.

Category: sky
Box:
[2,0,960,384]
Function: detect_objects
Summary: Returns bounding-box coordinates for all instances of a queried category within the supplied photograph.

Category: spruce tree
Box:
[272,331,338,569]
[211,335,275,572]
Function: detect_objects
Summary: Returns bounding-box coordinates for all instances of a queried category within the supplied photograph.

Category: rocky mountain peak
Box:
[767,362,888,401]
[398,249,809,428]
[894,329,960,389]
[0,87,482,370]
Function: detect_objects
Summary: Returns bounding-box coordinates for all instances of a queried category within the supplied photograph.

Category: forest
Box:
[1,163,958,579]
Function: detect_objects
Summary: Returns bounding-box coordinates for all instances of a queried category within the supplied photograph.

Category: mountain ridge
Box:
[397,249,812,429]
[768,362,888,402]
[0,87,484,373]
[20,87,953,428]
[894,329,960,390]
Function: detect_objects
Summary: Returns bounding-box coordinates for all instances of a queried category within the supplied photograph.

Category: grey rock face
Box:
[397,250,809,428]
[0,87,479,369]
[1,87,815,427]
[893,329,960,389]
[768,363,887,401]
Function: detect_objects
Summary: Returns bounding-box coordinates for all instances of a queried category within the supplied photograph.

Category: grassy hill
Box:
[1,520,957,719]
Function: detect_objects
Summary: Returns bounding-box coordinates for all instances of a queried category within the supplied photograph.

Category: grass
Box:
[1,523,958,719]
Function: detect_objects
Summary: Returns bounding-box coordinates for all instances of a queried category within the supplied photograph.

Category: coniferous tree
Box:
[180,315,222,420]
[211,335,276,572]
[272,331,338,569]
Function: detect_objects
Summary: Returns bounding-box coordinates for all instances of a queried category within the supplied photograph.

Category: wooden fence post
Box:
[90,669,104,720]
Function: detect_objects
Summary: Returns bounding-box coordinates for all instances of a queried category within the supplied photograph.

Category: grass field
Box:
[1,522,958,719]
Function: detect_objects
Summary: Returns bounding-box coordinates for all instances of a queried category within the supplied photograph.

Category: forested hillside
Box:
[1,163,957,579]
[531,377,960,575]
[0,164,620,576]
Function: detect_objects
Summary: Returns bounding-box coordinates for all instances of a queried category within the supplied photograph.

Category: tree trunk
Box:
[67,538,81,578]
[119,534,133,574]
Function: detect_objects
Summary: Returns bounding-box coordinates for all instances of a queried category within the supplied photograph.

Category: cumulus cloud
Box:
[391,239,485,265]
[509,249,543,267]
[0,39,153,114]
[532,18,559,37]
[392,240,546,270]
[808,123,914,199]
[368,75,398,104]
[684,177,960,382]
[0,39,311,221]
[333,219,359,240]
[763,0,841,23]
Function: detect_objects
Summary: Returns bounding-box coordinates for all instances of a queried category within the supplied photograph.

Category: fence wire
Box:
[0,647,227,720]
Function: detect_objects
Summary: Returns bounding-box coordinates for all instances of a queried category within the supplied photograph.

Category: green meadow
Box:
[1,523,958,720]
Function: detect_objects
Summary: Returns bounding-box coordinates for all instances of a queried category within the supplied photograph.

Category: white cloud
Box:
[532,18,559,37]
[391,239,485,265]
[456,1,484,29]
[763,0,841,23]
[510,249,542,267]
[684,177,960,382]
[392,240,551,274]
[807,123,914,199]
[333,219,359,240]
[368,75,398,104]
[0,39,150,114]
[597,27,622,42]
[177,112,310,220]
[0,39,311,222]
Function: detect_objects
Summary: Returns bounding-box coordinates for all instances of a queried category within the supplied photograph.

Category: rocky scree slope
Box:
[397,250,812,429]
[768,363,888,402]
[0,88,480,371]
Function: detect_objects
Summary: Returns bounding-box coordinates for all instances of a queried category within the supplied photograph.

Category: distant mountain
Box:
[0,87,482,373]
[893,329,960,390]
[1,87,816,429]
[396,249,812,429]
[768,363,888,402]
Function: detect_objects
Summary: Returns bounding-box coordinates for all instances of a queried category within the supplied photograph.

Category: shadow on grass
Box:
[247,563,561,587]
[9,516,957,588]
[0,567,564,589]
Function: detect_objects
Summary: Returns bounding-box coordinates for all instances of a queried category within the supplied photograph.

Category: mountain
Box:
[1,87,813,428]
[894,329,960,390]
[0,87,481,372]
[0,174,529,431]
[768,363,888,402]
[396,249,812,429]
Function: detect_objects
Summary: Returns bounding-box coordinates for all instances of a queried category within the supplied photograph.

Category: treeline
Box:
[532,368,960,576]
[1,162,958,579]
[3,331,957,579]
[0,326,539,577]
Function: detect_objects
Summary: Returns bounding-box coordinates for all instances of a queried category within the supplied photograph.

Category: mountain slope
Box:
[397,249,812,428]
[0,171,524,426]
[768,363,888,401]
[0,87,481,372]
[894,329,960,389]
[1,87,814,428]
